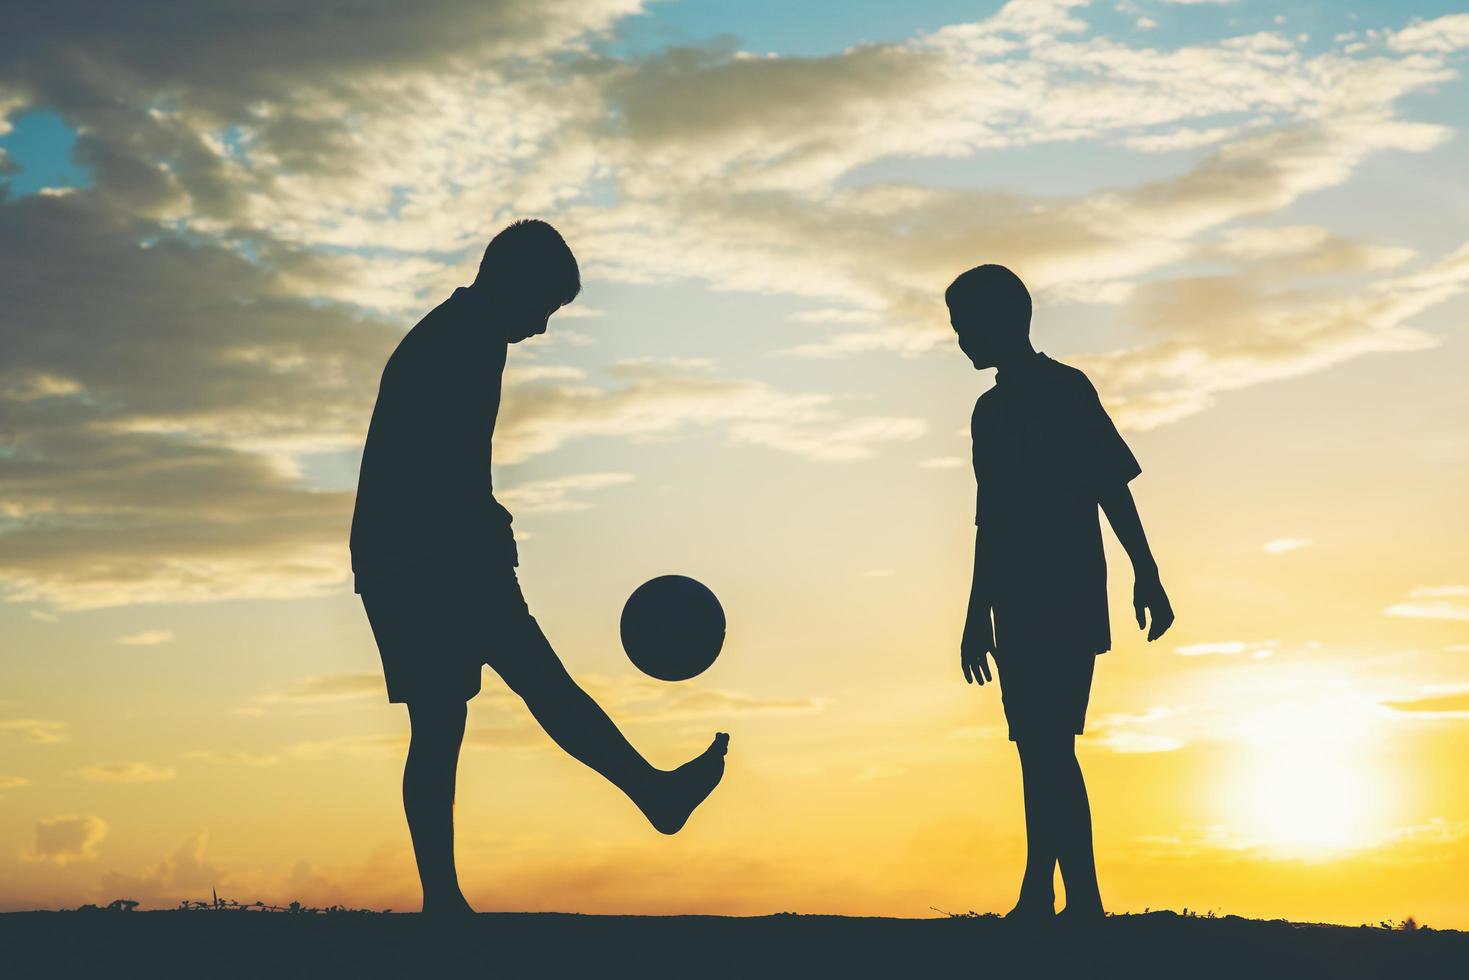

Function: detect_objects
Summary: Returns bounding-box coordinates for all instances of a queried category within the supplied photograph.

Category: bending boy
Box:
[948,264,1173,924]
[351,220,728,915]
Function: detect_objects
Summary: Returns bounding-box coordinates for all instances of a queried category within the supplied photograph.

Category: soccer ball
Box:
[620,575,726,681]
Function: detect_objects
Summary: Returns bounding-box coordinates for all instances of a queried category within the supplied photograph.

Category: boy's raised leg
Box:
[404,699,473,914]
[496,622,728,836]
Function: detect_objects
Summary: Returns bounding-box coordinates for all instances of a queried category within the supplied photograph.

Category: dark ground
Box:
[4,909,1466,979]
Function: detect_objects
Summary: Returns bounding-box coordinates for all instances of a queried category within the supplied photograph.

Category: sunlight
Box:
[1223,700,1393,857]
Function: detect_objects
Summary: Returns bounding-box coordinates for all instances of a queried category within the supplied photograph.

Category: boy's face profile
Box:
[949,299,999,370]
[500,288,565,344]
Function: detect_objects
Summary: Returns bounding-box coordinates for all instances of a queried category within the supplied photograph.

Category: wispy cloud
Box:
[1175,640,1277,658]
[1090,707,1185,752]
[1263,538,1311,555]
[1381,686,1469,717]
[285,733,405,760]
[1389,14,1469,53]
[116,629,174,646]
[75,762,177,783]
[1385,586,1469,621]
[501,358,925,464]
[260,673,385,705]
[0,718,68,744]
[22,814,109,865]
[182,750,281,768]
[496,472,634,514]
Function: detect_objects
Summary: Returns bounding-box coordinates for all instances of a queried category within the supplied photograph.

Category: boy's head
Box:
[945,264,1031,369]
[474,219,581,343]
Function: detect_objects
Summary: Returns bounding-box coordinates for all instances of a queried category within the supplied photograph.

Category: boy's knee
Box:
[407,698,468,740]
[495,638,573,701]
[1017,733,1075,762]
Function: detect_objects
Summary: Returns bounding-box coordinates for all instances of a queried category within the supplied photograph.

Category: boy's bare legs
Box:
[1011,735,1104,921]
[401,625,727,915]
[1011,737,1060,918]
[1053,739,1104,919]
[404,699,472,915]
[498,629,728,835]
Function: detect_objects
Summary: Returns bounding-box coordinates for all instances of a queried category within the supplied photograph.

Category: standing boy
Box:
[351,219,729,915]
[949,264,1173,923]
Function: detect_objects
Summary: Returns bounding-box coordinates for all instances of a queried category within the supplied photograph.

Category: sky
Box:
[1,0,1468,926]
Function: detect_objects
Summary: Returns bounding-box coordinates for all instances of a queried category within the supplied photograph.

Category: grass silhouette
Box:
[4,901,1467,978]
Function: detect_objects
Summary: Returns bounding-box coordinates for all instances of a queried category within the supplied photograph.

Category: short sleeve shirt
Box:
[971,353,1140,656]
[350,288,517,593]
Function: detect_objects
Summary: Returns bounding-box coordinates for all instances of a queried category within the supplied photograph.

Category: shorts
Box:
[360,562,559,704]
[993,650,1096,742]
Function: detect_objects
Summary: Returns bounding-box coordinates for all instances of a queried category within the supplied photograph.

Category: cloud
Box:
[115,629,174,646]
[286,733,406,760]
[463,726,557,752]
[1263,538,1311,555]
[75,762,177,783]
[496,472,634,514]
[1385,586,1469,621]
[1389,14,1469,54]
[3,0,1467,614]
[855,764,906,781]
[1175,640,1276,657]
[0,196,373,610]
[1381,687,1469,717]
[0,1,644,103]
[500,358,925,464]
[1095,730,1185,753]
[181,750,280,767]
[0,718,68,744]
[1123,124,1242,152]
[920,456,965,469]
[0,198,921,609]
[1078,240,1469,430]
[97,832,227,906]
[579,674,828,724]
[1210,225,1414,276]
[463,674,828,750]
[0,774,32,792]
[1090,707,1185,752]
[260,673,385,705]
[22,814,109,864]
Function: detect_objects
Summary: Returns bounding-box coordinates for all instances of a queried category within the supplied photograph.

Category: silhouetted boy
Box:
[351,220,728,915]
[948,264,1173,924]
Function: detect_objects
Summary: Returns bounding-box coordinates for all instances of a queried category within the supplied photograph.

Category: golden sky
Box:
[2,0,1468,927]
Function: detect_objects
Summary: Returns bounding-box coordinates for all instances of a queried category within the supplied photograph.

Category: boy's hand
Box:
[1133,571,1174,641]
[961,607,995,685]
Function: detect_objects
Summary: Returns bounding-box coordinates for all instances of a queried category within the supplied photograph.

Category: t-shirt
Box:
[970,352,1140,656]
[350,287,517,593]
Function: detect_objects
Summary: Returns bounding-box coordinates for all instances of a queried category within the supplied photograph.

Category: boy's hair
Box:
[476,219,581,305]
[945,264,1031,334]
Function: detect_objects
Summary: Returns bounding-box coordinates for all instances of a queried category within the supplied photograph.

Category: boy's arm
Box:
[1098,483,1174,641]
[961,527,996,685]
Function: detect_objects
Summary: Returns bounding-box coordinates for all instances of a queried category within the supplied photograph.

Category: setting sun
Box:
[1224,699,1394,857]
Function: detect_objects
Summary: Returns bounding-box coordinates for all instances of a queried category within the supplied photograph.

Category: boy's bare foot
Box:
[1056,903,1105,926]
[422,892,475,917]
[639,732,729,835]
[1004,899,1055,925]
